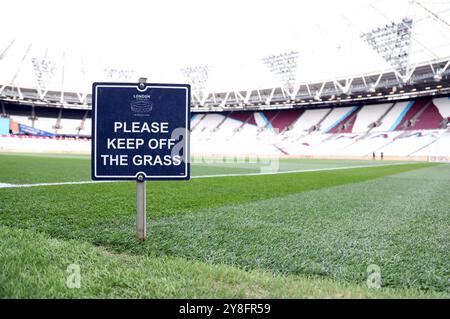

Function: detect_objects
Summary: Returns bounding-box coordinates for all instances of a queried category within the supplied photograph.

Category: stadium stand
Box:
[379,130,443,156]
[288,108,331,133]
[411,101,444,130]
[317,106,355,133]
[351,103,393,133]
[393,99,429,130]
[327,106,361,134]
[1,96,449,159]
[422,130,450,158]
[333,132,402,157]
[265,109,304,133]
[433,97,450,119]
[371,101,409,132]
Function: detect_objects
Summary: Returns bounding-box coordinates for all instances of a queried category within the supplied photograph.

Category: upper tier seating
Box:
[351,103,393,133]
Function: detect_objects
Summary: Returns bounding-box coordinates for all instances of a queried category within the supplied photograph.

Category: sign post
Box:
[136,78,147,241]
[136,173,146,241]
[92,79,190,241]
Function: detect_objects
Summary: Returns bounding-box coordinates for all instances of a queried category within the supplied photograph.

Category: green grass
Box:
[0,152,411,183]
[1,226,445,298]
[0,153,449,298]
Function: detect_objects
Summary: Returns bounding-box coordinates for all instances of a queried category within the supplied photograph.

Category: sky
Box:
[0,0,449,92]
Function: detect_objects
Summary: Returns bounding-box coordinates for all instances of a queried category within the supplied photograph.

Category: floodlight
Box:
[361,18,413,76]
[262,51,299,93]
[180,65,209,101]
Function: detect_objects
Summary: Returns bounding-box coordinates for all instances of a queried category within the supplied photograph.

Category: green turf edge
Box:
[0,226,446,299]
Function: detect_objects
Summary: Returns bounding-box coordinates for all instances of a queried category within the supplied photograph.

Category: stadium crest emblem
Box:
[130,94,153,115]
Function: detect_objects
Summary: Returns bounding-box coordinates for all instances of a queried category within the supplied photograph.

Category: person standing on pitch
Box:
[381,152,384,160]
[373,152,376,160]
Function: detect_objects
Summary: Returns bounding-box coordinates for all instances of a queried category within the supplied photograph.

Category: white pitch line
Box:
[0,162,417,189]
[0,180,118,188]
[190,162,415,179]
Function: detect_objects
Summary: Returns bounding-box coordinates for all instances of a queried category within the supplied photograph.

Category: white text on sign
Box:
[99,121,183,167]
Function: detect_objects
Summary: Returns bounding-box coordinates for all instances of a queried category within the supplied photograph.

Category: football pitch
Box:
[0,153,449,298]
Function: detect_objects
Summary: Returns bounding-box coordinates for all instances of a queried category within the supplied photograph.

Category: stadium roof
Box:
[0,0,449,105]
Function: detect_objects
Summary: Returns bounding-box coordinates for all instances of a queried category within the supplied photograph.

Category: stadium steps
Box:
[368,103,395,133]
[441,117,449,129]
[372,133,402,154]
[53,107,64,133]
[373,129,423,156]
[409,128,450,156]
[433,97,450,119]
[76,110,90,135]
[232,112,257,135]
[330,136,360,156]
[392,130,410,139]
[286,110,307,133]
[311,108,333,132]
[393,99,430,131]
[320,132,338,143]
[213,113,230,132]
[405,99,433,129]
[408,134,439,156]
[335,106,362,133]
[191,113,207,132]
[410,101,444,130]
[256,110,281,135]
[331,131,372,155]
[328,108,387,155]
[275,109,305,134]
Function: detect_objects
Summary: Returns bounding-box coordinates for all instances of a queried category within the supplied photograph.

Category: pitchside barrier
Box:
[92,79,191,240]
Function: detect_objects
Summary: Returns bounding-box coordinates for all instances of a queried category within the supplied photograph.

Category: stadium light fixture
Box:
[104,68,134,81]
[180,65,209,104]
[31,57,56,96]
[262,51,299,96]
[361,18,413,78]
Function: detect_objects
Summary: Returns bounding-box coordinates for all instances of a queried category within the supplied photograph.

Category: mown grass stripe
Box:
[0,162,420,188]
[0,225,447,298]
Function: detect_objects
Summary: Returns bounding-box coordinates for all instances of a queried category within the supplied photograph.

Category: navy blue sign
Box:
[92,83,190,180]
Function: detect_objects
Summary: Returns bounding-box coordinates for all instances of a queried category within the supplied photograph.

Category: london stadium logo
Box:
[131,94,153,116]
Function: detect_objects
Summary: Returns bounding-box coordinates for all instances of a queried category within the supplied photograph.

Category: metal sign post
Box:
[91,77,190,242]
[136,173,146,241]
[136,78,147,241]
